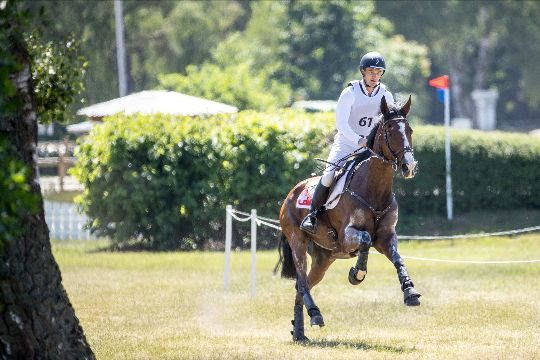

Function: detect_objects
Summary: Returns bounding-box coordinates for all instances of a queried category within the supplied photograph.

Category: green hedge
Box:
[394,126,540,213]
[73,110,333,249]
[73,112,539,250]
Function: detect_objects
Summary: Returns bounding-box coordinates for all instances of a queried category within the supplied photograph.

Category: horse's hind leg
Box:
[289,232,325,329]
[292,290,307,342]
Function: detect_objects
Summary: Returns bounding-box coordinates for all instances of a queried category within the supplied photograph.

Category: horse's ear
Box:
[380,96,390,119]
[401,95,412,116]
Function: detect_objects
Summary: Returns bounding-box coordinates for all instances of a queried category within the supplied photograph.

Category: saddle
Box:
[296,149,372,210]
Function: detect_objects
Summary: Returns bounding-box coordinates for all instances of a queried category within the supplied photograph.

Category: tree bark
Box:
[447,54,467,119]
[0,33,95,360]
[473,6,498,91]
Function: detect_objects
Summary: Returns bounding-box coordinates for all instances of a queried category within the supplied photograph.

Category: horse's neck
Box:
[352,157,394,207]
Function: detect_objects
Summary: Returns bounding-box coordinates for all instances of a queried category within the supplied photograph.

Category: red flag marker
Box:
[428,75,449,89]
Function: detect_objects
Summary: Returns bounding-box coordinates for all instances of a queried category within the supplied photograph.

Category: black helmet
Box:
[359,52,386,72]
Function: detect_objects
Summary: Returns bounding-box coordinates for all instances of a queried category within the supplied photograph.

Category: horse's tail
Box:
[273,232,297,280]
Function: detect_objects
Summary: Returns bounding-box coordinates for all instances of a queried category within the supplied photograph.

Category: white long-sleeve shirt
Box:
[334,80,394,146]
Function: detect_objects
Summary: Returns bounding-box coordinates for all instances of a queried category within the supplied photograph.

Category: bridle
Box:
[343,116,414,223]
[370,116,414,171]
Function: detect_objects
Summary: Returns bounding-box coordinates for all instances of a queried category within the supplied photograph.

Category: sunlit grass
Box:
[53,234,540,359]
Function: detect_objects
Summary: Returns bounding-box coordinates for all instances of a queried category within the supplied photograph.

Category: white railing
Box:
[44,201,96,240]
[224,205,258,298]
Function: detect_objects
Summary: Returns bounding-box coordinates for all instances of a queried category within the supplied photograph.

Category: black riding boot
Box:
[300,181,330,234]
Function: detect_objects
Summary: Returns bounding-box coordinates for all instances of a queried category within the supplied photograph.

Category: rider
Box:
[300,51,395,234]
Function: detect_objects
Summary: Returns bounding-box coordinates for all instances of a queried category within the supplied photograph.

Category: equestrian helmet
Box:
[359,52,386,72]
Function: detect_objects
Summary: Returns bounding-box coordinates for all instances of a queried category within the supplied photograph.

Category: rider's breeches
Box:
[321,140,357,187]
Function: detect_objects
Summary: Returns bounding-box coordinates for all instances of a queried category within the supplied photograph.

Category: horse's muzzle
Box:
[401,160,418,179]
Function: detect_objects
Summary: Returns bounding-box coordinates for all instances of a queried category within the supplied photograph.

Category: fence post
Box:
[224,204,232,291]
[250,209,257,298]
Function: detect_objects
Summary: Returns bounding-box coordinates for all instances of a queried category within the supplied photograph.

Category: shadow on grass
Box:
[297,338,415,353]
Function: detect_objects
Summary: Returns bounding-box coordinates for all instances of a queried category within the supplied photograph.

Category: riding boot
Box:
[300,181,330,234]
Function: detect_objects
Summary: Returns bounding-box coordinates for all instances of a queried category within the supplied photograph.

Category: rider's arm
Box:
[336,87,363,145]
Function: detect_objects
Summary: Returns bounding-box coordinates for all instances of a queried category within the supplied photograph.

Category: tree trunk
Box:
[473,6,498,91]
[0,35,95,359]
[447,54,466,119]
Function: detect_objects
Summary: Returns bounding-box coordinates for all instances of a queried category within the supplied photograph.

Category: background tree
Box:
[0,1,94,357]
[23,1,537,128]
[30,0,249,111]
[375,0,540,128]
[156,1,293,110]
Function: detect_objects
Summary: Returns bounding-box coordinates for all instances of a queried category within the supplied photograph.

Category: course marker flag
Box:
[429,75,449,89]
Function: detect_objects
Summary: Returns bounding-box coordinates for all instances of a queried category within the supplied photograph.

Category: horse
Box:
[276,96,420,342]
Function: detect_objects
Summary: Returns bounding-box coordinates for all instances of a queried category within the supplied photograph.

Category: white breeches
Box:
[321,140,358,187]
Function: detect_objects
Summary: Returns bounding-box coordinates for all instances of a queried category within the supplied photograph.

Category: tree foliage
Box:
[0,136,38,250]
[375,0,540,125]
[157,62,292,111]
[26,0,538,126]
[26,33,87,123]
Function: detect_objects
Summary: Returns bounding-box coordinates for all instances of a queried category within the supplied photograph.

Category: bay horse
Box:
[277,96,420,342]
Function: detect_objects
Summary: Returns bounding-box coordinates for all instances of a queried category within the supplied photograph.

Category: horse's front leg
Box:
[379,233,421,306]
[344,225,372,285]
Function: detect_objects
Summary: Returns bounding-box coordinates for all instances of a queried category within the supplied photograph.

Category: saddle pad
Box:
[296,162,353,210]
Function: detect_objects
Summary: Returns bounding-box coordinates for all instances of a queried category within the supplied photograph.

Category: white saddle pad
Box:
[296,162,353,210]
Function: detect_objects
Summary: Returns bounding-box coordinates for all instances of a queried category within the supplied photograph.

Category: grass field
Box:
[53,234,540,359]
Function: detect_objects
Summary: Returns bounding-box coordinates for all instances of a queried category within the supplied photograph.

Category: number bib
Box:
[348,80,392,138]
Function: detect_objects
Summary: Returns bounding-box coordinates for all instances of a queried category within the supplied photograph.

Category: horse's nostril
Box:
[402,164,408,173]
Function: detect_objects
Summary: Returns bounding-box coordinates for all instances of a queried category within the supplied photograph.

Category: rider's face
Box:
[361,68,384,87]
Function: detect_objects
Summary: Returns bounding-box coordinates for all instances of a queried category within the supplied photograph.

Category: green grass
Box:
[53,235,540,359]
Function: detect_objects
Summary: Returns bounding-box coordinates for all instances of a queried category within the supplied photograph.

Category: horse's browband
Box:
[383,117,408,125]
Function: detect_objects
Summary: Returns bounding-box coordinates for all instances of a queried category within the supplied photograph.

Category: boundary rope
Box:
[399,225,540,240]
[368,251,540,264]
[228,208,540,240]
[226,207,540,265]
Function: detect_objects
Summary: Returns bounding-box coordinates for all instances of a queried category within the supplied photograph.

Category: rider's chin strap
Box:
[364,82,379,89]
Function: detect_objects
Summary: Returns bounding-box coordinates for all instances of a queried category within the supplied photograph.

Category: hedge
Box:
[394,126,540,214]
[73,112,539,250]
[73,110,333,249]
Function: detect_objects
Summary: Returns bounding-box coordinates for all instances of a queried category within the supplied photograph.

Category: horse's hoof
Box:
[310,313,325,327]
[292,334,310,343]
[348,267,366,285]
[403,287,421,306]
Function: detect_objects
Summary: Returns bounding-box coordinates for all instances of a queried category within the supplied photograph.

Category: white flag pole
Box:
[444,88,453,220]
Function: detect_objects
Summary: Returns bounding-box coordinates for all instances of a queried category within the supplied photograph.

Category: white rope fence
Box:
[399,225,540,240]
[224,204,540,290]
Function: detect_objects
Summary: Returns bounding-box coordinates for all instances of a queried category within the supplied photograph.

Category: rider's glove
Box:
[357,135,367,148]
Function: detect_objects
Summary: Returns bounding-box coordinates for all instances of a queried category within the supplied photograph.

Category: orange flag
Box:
[428,75,449,89]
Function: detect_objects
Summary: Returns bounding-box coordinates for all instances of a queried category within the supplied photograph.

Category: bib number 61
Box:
[359,117,373,127]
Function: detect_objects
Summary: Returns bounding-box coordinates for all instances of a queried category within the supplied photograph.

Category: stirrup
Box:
[300,213,318,234]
